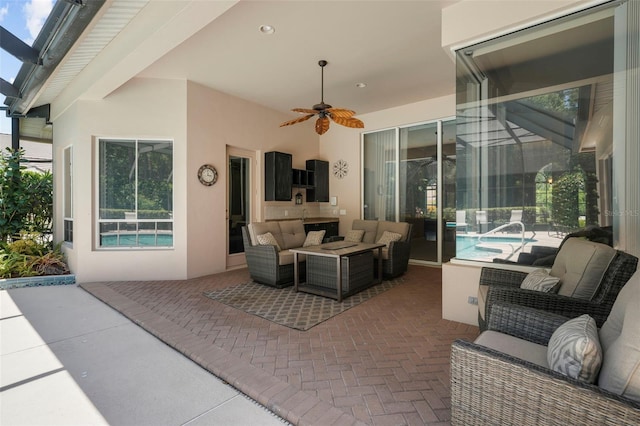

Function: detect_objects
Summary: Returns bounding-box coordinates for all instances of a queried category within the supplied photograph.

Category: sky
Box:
[0,0,55,135]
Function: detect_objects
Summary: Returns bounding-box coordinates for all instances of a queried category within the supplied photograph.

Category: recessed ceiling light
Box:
[355,82,367,88]
[259,25,275,35]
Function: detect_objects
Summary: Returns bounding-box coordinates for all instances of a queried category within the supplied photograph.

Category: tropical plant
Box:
[0,237,68,278]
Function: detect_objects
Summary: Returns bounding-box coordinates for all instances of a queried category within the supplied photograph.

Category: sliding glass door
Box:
[363,119,455,264]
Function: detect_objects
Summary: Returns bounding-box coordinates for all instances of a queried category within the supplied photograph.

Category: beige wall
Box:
[185,81,318,278]
[54,78,319,282]
[55,78,189,282]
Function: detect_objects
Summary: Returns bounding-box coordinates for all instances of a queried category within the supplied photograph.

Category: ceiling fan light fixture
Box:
[280,59,364,135]
[259,24,275,35]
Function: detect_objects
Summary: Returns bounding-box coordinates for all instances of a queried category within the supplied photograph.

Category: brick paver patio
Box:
[81,264,479,425]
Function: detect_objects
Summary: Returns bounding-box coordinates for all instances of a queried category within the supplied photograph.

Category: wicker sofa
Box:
[241,220,309,288]
[451,269,640,425]
[331,219,413,279]
[478,238,638,331]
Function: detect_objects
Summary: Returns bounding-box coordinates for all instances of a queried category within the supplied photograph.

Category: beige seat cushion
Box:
[598,270,640,401]
[475,330,549,367]
[551,238,616,300]
[278,250,306,265]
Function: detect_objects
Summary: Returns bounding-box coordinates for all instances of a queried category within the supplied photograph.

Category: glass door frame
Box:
[360,117,455,266]
[226,145,256,269]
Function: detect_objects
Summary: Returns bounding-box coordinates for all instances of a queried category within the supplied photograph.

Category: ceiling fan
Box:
[280,60,364,135]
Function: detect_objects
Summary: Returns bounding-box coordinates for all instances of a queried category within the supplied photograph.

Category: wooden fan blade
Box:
[315,117,330,135]
[331,116,364,129]
[292,108,318,114]
[280,114,315,127]
[327,108,355,118]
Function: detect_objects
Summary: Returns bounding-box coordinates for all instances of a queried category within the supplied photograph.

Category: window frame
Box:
[95,137,174,250]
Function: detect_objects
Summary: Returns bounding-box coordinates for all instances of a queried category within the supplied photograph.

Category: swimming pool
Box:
[455,235,537,261]
[100,233,173,247]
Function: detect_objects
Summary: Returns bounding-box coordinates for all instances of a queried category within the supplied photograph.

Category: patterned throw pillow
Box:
[377,231,402,248]
[547,314,603,383]
[303,230,326,247]
[520,269,561,293]
[344,229,365,243]
[256,232,281,251]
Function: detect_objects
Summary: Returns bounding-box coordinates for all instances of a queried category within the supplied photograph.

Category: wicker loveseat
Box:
[478,238,638,331]
[331,219,412,279]
[241,220,310,288]
[451,269,640,425]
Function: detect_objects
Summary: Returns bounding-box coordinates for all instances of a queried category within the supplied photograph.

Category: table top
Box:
[290,242,385,258]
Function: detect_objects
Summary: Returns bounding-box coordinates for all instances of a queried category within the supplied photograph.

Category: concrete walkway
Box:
[0,284,288,426]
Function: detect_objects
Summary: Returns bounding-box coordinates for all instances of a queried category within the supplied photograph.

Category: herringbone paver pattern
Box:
[81,265,479,425]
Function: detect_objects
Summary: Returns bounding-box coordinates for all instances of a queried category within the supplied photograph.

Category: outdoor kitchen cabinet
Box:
[265,151,292,201]
[305,159,329,202]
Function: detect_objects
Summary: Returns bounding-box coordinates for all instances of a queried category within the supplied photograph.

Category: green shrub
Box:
[0,236,68,278]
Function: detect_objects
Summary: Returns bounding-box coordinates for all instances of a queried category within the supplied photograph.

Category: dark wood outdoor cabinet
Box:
[306,159,329,202]
[265,151,292,201]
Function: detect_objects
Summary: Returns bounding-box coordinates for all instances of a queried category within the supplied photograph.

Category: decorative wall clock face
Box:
[198,164,218,186]
[333,159,348,179]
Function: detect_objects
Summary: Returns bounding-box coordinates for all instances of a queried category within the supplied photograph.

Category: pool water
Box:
[455,235,537,260]
[101,233,173,247]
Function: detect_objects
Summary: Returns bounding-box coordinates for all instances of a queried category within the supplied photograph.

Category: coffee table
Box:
[290,241,385,302]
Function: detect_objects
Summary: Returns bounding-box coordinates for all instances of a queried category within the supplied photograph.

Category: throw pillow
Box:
[520,269,561,293]
[303,230,326,247]
[547,314,603,383]
[256,232,281,251]
[344,229,365,243]
[377,231,402,248]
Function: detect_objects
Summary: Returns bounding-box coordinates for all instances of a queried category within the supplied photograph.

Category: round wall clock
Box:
[333,159,349,179]
[198,164,218,186]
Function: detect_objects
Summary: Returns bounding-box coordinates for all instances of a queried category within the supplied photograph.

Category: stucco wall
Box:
[54,77,319,282]
[55,78,189,282]
[185,81,318,278]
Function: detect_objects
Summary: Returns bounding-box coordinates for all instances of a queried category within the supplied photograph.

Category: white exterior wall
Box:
[54,78,189,282]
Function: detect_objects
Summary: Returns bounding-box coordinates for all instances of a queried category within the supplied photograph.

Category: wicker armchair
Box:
[241,226,304,288]
[451,300,640,425]
[478,241,638,331]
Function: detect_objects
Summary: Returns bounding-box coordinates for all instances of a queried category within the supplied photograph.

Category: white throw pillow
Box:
[547,314,602,383]
[256,232,281,251]
[344,229,365,243]
[303,230,326,247]
[377,231,402,248]
[520,269,561,293]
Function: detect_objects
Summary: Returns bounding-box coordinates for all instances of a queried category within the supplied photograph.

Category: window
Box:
[63,146,73,243]
[97,139,173,248]
[455,3,620,262]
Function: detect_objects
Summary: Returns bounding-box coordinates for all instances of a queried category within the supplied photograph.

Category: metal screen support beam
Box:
[11,117,20,150]
[0,78,21,99]
[0,26,41,65]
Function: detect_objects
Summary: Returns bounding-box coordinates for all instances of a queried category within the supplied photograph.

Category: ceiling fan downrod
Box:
[315,60,331,111]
